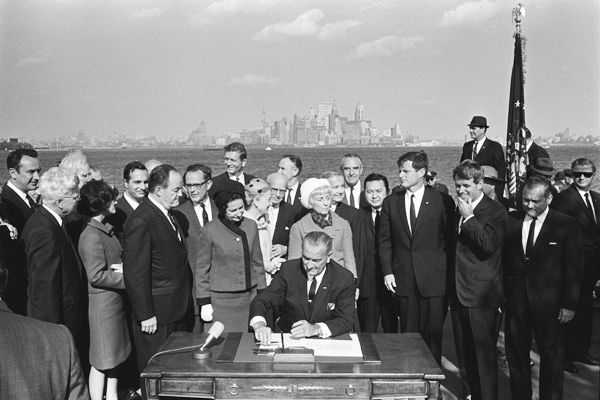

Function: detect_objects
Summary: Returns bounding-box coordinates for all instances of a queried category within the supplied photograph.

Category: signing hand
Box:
[252,321,272,344]
[557,308,575,324]
[384,274,397,294]
[291,320,320,338]
[201,304,214,322]
[141,316,157,334]
[457,197,475,219]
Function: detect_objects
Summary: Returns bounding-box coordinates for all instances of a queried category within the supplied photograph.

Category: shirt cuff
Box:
[317,322,331,338]
[249,316,267,330]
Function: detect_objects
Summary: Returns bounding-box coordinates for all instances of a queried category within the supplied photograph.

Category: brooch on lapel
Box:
[327,302,335,311]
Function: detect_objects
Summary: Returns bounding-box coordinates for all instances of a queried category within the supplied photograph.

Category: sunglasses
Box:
[574,172,594,178]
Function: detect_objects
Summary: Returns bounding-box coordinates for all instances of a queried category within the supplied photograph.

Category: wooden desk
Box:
[142,332,444,400]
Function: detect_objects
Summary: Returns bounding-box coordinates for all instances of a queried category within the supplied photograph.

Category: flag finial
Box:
[512,3,526,35]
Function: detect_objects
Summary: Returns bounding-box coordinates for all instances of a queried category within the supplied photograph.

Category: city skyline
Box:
[1,0,598,142]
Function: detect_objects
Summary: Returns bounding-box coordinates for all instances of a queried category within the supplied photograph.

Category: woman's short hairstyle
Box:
[39,167,79,202]
[78,180,118,217]
[59,150,90,176]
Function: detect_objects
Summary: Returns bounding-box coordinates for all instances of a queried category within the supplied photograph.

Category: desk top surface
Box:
[142,332,444,381]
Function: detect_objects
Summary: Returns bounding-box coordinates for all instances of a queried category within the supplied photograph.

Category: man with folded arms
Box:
[250,231,355,343]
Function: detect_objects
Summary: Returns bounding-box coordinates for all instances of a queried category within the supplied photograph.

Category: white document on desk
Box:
[263,333,363,358]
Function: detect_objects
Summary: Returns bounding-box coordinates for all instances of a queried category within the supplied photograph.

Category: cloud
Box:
[254,9,324,40]
[353,35,424,58]
[229,74,280,87]
[131,7,163,19]
[16,56,48,67]
[205,0,284,16]
[440,0,501,27]
[318,20,362,40]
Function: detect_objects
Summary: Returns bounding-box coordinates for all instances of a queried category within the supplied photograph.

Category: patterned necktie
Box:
[585,193,597,224]
[525,216,536,257]
[472,140,478,160]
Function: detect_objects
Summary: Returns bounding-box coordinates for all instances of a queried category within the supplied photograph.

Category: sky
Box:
[1,0,599,142]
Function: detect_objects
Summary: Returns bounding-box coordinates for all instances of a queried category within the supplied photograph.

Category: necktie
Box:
[286,189,292,205]
[308,278,317,314]
[472,140,478,160]
[349,190,356,208]
[167,213,181,241]
[585,193,597,224]
[525,216,536,257]
[200,203,209,226]
[409,194,417,235]
[374,210,381,229]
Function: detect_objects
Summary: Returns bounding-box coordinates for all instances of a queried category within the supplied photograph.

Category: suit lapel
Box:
[3,184,34,218]
[298,263,311,320]
[412,188,432,237]
[310,266,331,321]
[569,186,595,224]
[397,192,412,238]
[531,210,553,256]
[146,199,181,242]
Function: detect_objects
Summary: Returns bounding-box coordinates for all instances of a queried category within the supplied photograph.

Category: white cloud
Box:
[131,8,163,19]
[318,20,362,40]
[229,74,279,87]
[254,9,324,40]
[440,0,501,27]
[353,35,424,58]
[16,56,48,67]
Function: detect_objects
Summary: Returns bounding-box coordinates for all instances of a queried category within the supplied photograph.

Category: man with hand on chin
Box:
[250,231,355,343]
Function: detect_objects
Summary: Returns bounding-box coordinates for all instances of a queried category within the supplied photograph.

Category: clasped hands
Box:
[253,320,320,344]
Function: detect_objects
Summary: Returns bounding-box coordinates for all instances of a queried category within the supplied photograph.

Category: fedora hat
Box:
[468,115,489,128]
[528,157,555,177]
[481,165,505,183]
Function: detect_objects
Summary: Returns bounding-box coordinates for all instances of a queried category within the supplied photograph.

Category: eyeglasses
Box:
[271,188,287,194]
[63,193,80,201]
[185,180,210,190]
[574,172,594,178]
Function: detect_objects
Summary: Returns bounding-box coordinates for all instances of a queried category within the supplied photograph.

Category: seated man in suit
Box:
[250,231,355,343]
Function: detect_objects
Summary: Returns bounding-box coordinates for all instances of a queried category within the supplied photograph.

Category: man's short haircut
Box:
[397,151,428,172]
[6,148,38,171]
[340,153,363,169]
[148,164,177,193]
[364,173,390,193]
[0,259,7,297]
[321,170,343,180]
[224,142,248,160]
[123,161,147,181]
[453,160,484,183]
[39,167,79,202]
[571,158,596,173]
[523,175,552,198]
[78,180,118,217]
[303,231,333,255]
[184,164,212,182]
[59,150,89,176]
[282,154,303,174]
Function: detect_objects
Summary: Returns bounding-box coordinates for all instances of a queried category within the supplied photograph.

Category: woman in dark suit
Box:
[78,180,131,400]
[196,190,266,332]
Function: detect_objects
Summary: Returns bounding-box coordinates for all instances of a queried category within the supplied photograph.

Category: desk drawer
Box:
[371,380,430,399]
[216,378,369,399]
[155,378,215,399]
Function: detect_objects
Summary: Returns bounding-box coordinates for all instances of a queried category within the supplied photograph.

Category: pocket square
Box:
[327,302,336,311]
[548,242,558,246]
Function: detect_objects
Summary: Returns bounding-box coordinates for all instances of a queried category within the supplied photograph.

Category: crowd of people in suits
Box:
[0,115,599,400]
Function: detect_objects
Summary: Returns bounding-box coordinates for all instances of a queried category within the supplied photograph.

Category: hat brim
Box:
[528,168,555,177]
[468,124,489,128]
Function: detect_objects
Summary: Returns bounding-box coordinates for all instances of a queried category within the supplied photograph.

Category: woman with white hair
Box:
[59,150,92,188]
[244,178,284,285]
[288,178,357,278]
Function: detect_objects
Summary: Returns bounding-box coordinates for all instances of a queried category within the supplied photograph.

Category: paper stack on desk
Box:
[262,333,363,359]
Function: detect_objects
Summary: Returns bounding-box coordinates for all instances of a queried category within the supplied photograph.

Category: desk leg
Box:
[427,380,441,400]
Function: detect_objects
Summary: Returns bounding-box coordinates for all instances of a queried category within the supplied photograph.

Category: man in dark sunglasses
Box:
[552,157,600,372]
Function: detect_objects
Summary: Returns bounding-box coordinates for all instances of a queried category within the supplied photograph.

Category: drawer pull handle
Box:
[229,383,239,396]
[346,384,356,397]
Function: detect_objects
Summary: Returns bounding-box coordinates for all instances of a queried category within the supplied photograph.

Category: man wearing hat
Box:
[527,157,558,197]
[460,116,506,200]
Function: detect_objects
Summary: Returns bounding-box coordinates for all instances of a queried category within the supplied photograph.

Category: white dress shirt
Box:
[577,188,597,222]
[123,191,140,211]
[267,205,280,241]
[229,172,246,186]
[148,194,181,240]
[287,182,299,205]
[473,136,487,155]
[521,206,549,253]
[345,182,362,209]
[404,185,425,233]
[193,198,213,227]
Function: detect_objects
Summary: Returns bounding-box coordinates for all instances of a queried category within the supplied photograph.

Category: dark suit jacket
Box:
[335,202,358,225]
[0,183,35,314]
[106,195,135,242]
[551,185,600,250]
[503,210,583,315]
[460,138,506,184]
[341,188,368,210]
[271,202,297,247]
[172,199,216,303]
[123,198,192,324]
[453,195,506,308]
[353,208,382,299]
[286,181,308,221]
[378,187,456,297]
[526,142,550,166]
[0,301,90,400]
[249,259,355,337]
[208,172,256,198]
[23,206,87,345]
